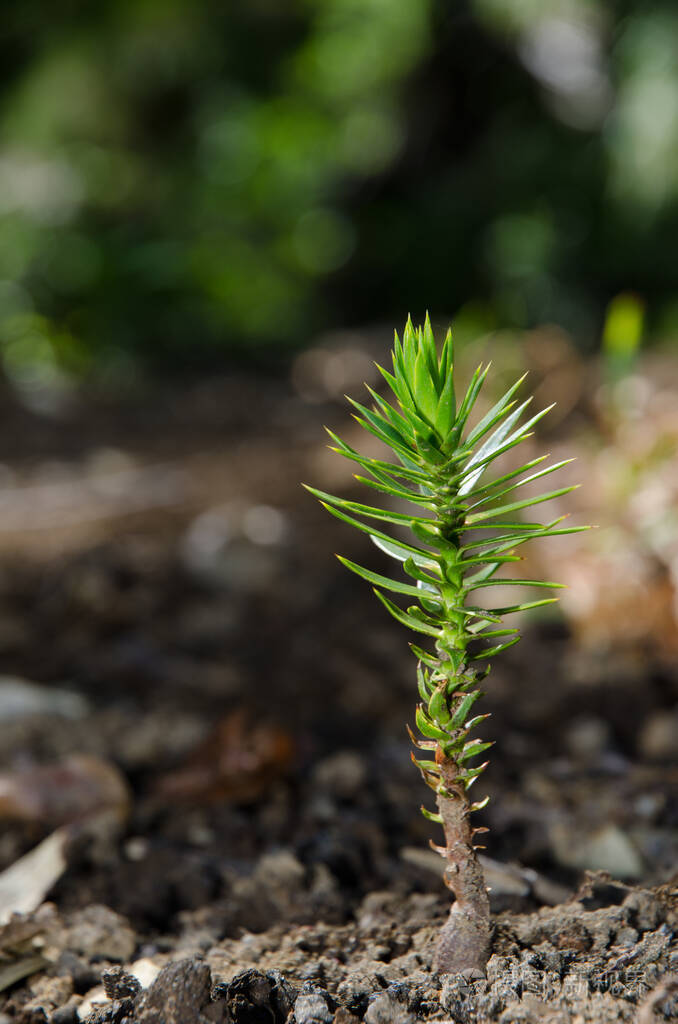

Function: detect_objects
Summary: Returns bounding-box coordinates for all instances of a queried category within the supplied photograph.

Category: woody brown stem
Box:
[434,750,490,974]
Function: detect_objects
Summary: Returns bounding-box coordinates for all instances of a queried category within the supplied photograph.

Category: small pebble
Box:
[293,984,333,1024]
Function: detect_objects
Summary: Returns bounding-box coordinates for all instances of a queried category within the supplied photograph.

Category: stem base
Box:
[435,900,491,974]
[434,755,491,974]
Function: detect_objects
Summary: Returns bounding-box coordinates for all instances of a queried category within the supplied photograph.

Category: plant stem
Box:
[434,750,491,974]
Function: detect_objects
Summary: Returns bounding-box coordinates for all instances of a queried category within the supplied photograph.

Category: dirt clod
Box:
[100,967,141,1001]
[292,985,334,1024]
[62,907,136,964]
[363,985,414,1024]
[216,968,297,1024]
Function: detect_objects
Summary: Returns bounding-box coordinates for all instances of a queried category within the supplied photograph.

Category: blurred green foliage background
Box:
[1,0,677,387]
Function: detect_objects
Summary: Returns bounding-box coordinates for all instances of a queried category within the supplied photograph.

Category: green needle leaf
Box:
[411,645,441,671]
[428,686,452,725]
[416,704,450,740]
[348,398,414,454]
[464,374,527,446]
[458,398,533,493]
[371,534,439,570]
[423,312,440,389]
[307,496,426,557]
[355,474,435,507]
[374,590,441,636]
[325,426,424,475]
[305,486,428,528]
[450,691,483,728]
[465,486,578,525]
[435,368,457,438]
[464,578,565,591]
[364,385,416,442]
[466,458,575,508]
[402,557,443,586]
[489,597,560,615]
[414,348,439,423]
[420,806,444,824]
[471,636,521,659]
[459,740,494,763]
[440,327,454,383]
[448,363,489,445]
[337,556,436,600]
[417,663,433,699]
[403,316,418,379]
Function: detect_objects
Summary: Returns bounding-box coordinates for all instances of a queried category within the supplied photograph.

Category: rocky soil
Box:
[0,340,676,1022]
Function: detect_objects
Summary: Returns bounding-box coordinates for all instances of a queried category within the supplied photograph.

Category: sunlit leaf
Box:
[305,485,428,528]
[371,534,438,570]
[435,367,457,438]
[459,740,494,763]
[374,590,441,636]
[416,704,450,739]
[355,475,435,507]
[466,458,575,508]
[420,806,443,824]
[465,578,565,592]
[450,690,482,728]
[428,686,451,725]
[337,555,435,600]
[470,636,521,659]
[447,363,489,445]
[414,348,439,423]
[458,398,533,494]
[465,486,578,525]
[439,327,454,389]
[464,373,527,446]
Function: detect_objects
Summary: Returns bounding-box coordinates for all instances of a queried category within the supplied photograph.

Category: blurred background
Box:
[0,0,677,991]
[1,0,677,392]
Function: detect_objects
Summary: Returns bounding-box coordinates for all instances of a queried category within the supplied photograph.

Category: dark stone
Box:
[51,1008,80,1024]
[81,1000,135,1024]
[216,969,297,1024]
[101,967,142,1000]
[134,958,213,1024]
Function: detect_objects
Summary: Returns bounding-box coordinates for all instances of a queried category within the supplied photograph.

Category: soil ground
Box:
[0,339,676,1023]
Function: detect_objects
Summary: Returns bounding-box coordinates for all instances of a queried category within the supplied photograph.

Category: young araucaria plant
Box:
[306,317,586,975]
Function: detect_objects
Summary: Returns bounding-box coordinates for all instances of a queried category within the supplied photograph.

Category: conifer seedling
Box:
[306,317,587,974]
